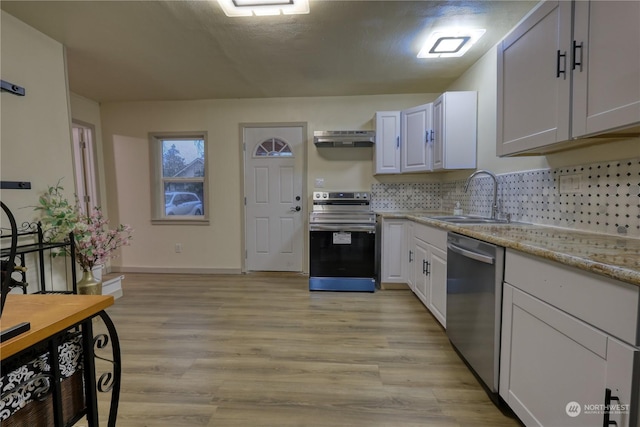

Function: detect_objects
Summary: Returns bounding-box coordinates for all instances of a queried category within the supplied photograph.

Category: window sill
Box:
[151,218,210,226]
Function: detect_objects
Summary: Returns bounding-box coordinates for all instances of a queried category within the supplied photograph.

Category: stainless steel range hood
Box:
[313,130,375,147]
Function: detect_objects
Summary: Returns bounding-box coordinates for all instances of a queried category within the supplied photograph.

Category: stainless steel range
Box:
[309,191,376,292]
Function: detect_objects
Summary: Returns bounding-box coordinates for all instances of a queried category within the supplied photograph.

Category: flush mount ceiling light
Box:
[217,0,309,16]
[418,29,486,58]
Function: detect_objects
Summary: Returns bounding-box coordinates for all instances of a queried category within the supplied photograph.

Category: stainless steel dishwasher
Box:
[446,232,505,394]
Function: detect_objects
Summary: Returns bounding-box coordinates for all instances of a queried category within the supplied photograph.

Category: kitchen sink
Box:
[430,215,511,224]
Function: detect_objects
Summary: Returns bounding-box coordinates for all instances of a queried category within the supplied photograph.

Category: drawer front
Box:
[505,249,640,346]
[413,223,447,252]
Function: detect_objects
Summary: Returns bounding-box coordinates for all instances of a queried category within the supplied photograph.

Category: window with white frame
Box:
[149,132,208,223]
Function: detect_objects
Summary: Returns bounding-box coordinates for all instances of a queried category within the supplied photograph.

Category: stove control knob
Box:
[323,193,328,198]
[355,193,360,198]
[362,193,368,199]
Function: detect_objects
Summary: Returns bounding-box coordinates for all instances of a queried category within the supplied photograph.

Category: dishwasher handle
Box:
[447,242,494,265]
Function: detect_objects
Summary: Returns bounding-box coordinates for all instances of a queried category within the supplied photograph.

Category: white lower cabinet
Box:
[405,221,415,292]
[379,219,406,284]
[501,283,639,427]
[412,223,447,328]
[500,250,640,427]
[379,218,448,327]
[413,237,429,305]
[426,245,446,327]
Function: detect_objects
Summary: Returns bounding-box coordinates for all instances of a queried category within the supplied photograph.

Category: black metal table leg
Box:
[82,318,100,426]
[48,337,64,426]
[96,311,122,427]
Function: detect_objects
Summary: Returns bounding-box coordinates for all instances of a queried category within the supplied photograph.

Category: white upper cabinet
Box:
[374,91,477,174]
[571,1,640,138]
[497,0,572,156]
[432,91,477,170]
[374,111,401,174]
[401,103,433,173]
[497,0,640,156]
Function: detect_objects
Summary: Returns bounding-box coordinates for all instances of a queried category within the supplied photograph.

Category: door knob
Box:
[290,206,301,212]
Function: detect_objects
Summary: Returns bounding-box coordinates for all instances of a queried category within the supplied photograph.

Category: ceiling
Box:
[1,0,536,103]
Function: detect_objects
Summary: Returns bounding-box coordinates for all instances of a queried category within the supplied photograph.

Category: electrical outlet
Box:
[175,243,183,253]
[315,178,325,188]
[559,173,582,194]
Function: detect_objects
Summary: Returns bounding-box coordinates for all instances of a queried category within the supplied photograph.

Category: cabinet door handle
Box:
[556,50,567,79]
[425,261,430,276]
[425,130,429,143]
[572,40,584,71]
[603,388,620,426]
[409,250,413,262]
[422,259,427,275]
[396,135,400,149]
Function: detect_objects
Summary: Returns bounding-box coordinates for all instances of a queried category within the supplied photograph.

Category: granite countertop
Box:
[376,210,640,287]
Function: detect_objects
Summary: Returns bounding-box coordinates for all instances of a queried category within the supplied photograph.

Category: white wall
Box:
[11,3,632,274]
[0,11,75,222]
[100,46,640,273]
[100,94,434,272]
[445,46,548,177]
[1,11,76,292]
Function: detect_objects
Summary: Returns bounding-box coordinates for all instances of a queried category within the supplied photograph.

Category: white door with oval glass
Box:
[244,126,304,272]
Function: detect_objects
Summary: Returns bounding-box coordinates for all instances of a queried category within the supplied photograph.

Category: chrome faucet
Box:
[464,170,499,219]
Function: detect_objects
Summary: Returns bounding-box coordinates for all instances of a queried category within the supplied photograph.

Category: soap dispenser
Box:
[453,202,463,216]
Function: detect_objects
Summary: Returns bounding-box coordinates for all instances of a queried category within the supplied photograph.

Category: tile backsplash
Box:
[372,157,640,238]
[370,182,441,211]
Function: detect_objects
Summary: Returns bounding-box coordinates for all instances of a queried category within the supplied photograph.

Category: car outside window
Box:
[165,191,203,216]
[149,132,208,224]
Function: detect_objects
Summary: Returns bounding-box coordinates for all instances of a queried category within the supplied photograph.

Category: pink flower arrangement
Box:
[36,182,133,271]
[73,208,133,271]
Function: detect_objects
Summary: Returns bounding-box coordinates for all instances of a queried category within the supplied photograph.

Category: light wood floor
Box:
[90,273,522,427]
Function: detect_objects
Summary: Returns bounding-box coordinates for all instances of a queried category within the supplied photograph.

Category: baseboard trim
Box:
[102,275,124,300]
[379,282,410,290]
[110,266,243,275]
[103,285,123,300]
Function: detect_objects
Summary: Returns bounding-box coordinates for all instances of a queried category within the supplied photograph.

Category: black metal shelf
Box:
[1,222,77,294]
[0,240,71,257]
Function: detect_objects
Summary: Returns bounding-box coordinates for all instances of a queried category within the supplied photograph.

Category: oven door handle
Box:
[310,224,375,232]
[447,243,494,265]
